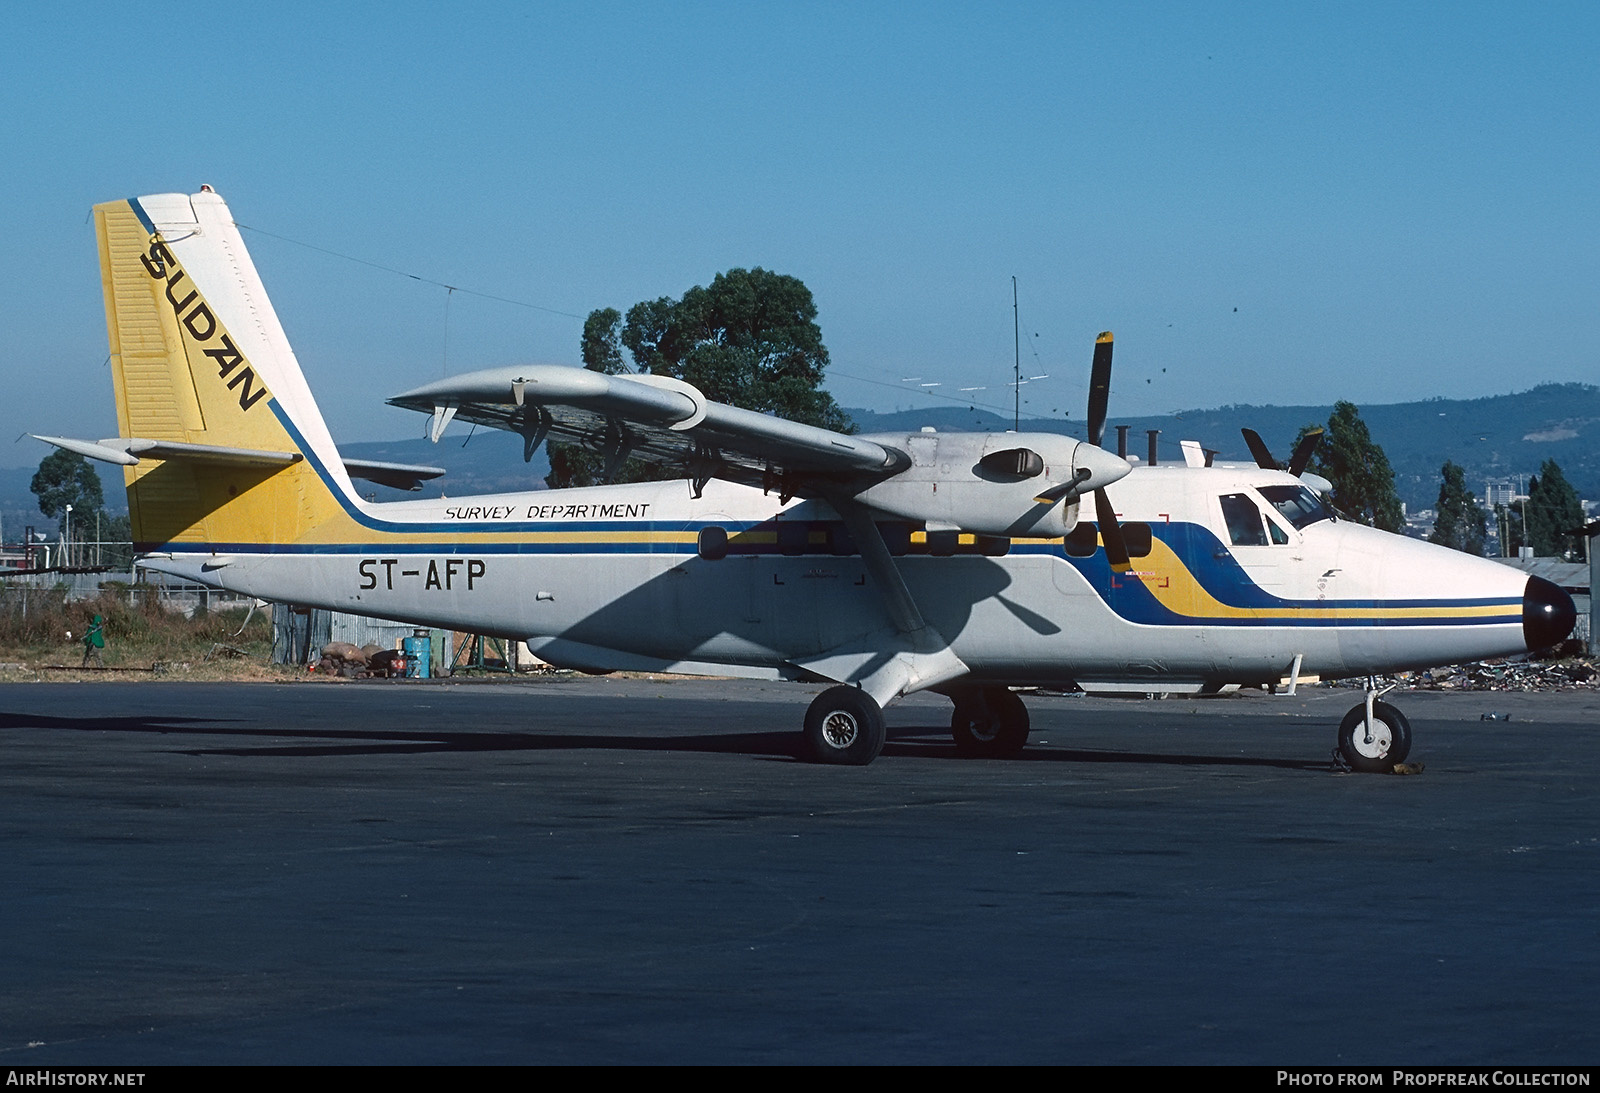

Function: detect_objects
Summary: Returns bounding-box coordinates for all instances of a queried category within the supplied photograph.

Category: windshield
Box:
[1257,485,1334,530]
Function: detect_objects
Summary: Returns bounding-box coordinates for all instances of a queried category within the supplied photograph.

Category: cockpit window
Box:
[1257,485,1334,530]
[1219,494,1267,546]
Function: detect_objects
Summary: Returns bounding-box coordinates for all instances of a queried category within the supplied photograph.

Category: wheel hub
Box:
[966,716,1001,742]
[822,710,860,749]
[1354,722,1393,759]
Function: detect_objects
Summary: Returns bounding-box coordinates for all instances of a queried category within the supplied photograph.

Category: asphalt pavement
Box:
[2,677,1596,1064]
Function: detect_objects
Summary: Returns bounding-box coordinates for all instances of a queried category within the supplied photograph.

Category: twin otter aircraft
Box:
[40,188,1576,769]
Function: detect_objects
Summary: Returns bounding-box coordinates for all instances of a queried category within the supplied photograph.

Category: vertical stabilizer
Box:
[95,189,355,548]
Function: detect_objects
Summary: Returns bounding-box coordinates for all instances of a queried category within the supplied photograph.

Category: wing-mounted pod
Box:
[388,365,907,489]
[847,430,1130,537]
[385,340,1133,536]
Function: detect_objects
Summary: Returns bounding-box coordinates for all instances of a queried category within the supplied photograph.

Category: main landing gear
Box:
[802,684,1034,765]
[950,687,1030,758]
[803,686,887,766]
[1335,681,1413,773]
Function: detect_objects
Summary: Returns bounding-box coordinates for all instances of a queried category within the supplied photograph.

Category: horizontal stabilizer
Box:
[33,436,443,492]
[341,458,446,492]
[34,435,299,469]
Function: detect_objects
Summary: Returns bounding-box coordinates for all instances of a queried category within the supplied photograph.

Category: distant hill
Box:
[340,431,550,500]
[848,382,1600,512]
[4,384,1596,530]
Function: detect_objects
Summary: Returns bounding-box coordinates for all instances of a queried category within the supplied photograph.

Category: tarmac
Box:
[1,677,1596,1065]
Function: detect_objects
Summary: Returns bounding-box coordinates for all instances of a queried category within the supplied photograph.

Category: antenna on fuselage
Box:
[1012,276,1020,431]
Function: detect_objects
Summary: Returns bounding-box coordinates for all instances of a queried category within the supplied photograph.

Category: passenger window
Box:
[697,525,728,561]
[1122,522,1153,558]
[1064,523,1099,557]
[878,522,912,557]
[777,521,809,556]
[829,525,856,557]
[1220,494,1268,547]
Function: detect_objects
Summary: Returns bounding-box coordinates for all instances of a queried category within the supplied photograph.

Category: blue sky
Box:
[4,2,1595,466]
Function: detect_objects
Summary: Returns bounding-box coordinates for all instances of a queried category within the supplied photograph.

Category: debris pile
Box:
[312,641,403,678]
[1332,658,1598,693]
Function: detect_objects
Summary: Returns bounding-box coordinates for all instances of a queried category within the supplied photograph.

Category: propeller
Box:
[1086,331,1114,447]
[1085,332,1131,570]
[990,331,1129,560]
[1241,426,1322,477]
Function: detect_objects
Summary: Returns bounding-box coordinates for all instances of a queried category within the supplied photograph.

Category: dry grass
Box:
[0,584,296,682]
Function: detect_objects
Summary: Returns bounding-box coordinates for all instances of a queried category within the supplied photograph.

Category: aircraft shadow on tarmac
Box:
[0,710,1330,771]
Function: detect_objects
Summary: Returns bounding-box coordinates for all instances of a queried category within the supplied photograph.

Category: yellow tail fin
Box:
[96,190,356,549]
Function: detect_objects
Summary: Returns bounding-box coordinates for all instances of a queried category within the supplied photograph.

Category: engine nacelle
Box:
[850,430,1128,538]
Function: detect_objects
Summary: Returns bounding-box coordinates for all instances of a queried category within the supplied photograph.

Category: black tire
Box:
[1337,701,1412,773]
[804,686,887,766]
[951,686,1030,758]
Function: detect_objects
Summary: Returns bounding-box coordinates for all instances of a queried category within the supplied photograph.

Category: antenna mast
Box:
[1012,276,1020,430]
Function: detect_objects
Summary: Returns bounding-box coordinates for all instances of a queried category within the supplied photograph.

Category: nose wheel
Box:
[1336,699,1412,773]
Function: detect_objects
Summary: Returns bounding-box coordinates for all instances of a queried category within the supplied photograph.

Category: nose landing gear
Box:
[1335,681,1413,772]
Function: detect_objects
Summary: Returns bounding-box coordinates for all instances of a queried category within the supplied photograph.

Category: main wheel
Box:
[1337,701,1412,773]
[803,686,887,766]
[951,686,1030,758]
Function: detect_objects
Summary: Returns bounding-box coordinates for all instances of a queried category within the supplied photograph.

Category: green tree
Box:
[1525,460,1583,558]
[549,269,850,488]
[581,307,626,375]
[98,512,135,570]
[1428,461,1487,555]
[1299,401,1404,532]
[31,449,105,531]
[544,307,634,489]
[622,269,849,432]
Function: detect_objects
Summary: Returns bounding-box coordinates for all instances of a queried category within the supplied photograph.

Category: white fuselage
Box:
[147,461,1536,695]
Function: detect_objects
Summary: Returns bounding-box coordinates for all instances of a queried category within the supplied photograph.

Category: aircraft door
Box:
[1214,492,1287,598]
[661,516,754,654]
[1334,534,1392,670]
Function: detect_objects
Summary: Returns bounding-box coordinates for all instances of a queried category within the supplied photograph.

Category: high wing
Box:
[388,363,1134,538]
[387,365,907,496]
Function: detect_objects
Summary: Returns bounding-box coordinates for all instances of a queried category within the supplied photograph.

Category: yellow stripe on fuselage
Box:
[1124,537,1513,622]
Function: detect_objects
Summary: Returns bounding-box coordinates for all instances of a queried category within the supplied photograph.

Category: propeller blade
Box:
[1240,428,1278,471]
[1094,488,1130,571]
[1033,467,1093,504]
[1086,332,1113,448]
[1287,428,1323,477]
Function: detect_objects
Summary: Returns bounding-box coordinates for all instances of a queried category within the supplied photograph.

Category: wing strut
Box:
[796,491,969,707]
[826,494,931,639]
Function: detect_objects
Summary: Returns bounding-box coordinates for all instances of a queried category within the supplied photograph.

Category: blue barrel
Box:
[402,635,431,679]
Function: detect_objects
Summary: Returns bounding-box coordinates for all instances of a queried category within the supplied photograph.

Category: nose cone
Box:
[1523,576,1576,652]
[1074,442,1132,492]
